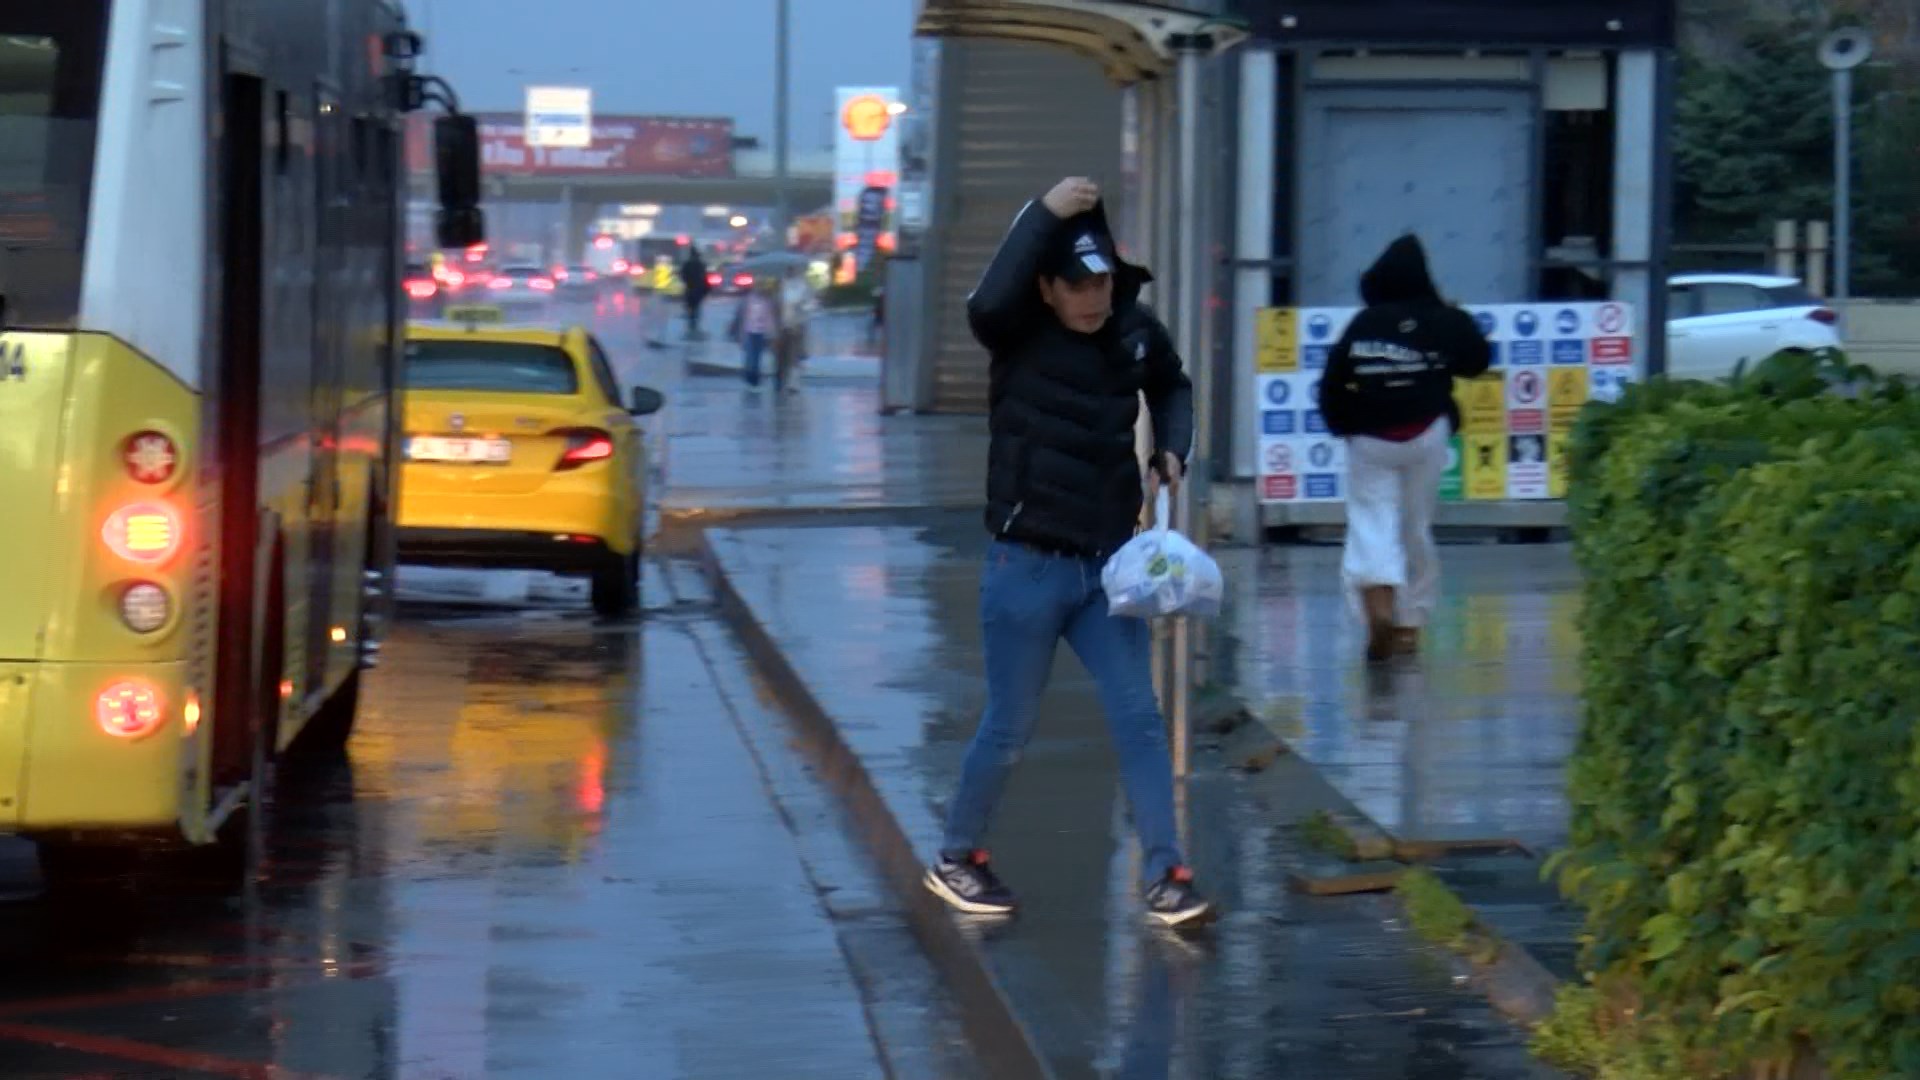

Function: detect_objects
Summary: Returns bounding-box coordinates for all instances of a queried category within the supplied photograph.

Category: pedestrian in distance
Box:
[729,280,780,388]
[680,247,711,338]
[1316,234,1492,663]
[774,264,814,394]
[923,176,1214,930]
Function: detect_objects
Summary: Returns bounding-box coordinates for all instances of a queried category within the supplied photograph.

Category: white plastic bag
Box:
[1100,489,1225,619]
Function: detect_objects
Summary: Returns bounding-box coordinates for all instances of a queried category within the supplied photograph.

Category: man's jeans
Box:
[940,539,1184,880]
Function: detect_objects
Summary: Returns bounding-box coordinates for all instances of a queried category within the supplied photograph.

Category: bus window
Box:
[404,340,581,395]
[0,10,111,328]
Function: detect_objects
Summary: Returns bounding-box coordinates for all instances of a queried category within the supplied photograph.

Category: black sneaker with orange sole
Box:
[924,850,1017,916]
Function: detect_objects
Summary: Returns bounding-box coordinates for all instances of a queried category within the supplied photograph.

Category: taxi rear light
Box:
[102,502,182,565]
[96,680,165,739]
[553,427,615,471]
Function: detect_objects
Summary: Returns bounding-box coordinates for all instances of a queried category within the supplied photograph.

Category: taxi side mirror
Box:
[629,385,666,417]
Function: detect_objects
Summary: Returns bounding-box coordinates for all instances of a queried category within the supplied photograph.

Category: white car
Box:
[1667,273,1841,380]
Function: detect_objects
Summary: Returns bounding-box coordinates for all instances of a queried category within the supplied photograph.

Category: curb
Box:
[698,532,1057,1080]
[1239,709,1566,1028]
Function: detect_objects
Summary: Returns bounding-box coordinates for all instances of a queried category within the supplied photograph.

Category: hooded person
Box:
[921,176,1213,930]
[1317,234,1492,662]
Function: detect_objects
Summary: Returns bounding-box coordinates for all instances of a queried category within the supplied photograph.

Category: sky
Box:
[399,0,915,150]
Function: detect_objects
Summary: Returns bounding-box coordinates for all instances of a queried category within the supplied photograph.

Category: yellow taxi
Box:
[398,305,666,615]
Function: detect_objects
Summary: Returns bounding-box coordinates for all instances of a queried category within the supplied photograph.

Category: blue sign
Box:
[1551,340,1586,365]
[1510,340,1545,365]
[1304,346,1330,369]
[1304,474,1340,499]
[1307,442,1335,469]
[1304,409,1329,434]
[1473,311,1498,338]
[1307,313,1334,341]
[1308,378,1321,400]
[1514,310,1539,338]
[1265,379,1291,406]
[1487,343,1504,368]
[1262,410,1296,436]
[1555,308,1581,336]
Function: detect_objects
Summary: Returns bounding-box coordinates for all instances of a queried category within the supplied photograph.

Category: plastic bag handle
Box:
[1153,487,1171,538]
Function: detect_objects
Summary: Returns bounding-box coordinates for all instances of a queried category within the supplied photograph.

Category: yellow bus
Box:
[0,2,481,880]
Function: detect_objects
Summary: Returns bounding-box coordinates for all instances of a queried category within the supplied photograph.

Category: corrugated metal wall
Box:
[919,40,1123,413]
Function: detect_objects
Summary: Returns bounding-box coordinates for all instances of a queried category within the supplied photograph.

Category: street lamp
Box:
[1817,28,1872,329]
[729,215,749,229]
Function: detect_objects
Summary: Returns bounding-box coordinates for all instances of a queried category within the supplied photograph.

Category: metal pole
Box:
[773,0,792,242]
[1833,67,1852,328]
[1169,40,1206,781]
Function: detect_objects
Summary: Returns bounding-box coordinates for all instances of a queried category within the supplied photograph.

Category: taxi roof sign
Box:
[443,304,505,327]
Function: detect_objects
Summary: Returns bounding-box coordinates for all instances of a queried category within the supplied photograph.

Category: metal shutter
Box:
[923,40,1122,413]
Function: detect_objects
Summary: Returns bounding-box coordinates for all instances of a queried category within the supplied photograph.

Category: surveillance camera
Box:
[1819,27,1874,71]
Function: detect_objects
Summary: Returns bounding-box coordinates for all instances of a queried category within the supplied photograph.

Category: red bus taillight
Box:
[553,428,615,471]
[102,502,182,565]
[96,680,164,738]
[122,431,179,484]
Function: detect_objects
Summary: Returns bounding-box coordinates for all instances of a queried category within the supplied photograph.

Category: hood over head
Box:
[1359,234,1441,306]
[1046,199,1152,305]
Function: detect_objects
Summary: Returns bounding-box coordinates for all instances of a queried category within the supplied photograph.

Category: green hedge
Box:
[1552,350,1920,1079]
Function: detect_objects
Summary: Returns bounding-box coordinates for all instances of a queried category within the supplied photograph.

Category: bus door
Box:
[304,87,345,698]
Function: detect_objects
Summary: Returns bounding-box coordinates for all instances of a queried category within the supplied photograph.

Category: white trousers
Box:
[1341,417,1450,628]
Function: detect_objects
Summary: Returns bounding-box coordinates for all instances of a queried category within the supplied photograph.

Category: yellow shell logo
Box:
[841,94,894,142]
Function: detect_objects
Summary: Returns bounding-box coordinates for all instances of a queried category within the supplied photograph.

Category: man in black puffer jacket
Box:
[1317,234,1491,663]
[923,177,1212,930]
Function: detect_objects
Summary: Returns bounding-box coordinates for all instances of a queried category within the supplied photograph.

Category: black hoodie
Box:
[965,197,1194,559]
[1317,235,1491,439]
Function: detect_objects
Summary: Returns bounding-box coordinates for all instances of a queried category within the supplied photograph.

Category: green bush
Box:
[1553,349,1920,1079]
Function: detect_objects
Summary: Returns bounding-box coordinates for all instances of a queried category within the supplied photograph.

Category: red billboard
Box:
[405,113,734,179]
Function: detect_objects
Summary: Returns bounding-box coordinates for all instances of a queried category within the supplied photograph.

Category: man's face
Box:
[1039,273,1114,333]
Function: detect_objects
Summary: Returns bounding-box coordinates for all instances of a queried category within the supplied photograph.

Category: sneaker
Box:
[1145,866,1215,928]
[924,850,1017,915]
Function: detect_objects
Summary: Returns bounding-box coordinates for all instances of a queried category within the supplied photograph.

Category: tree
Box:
[1674,11,1920,294]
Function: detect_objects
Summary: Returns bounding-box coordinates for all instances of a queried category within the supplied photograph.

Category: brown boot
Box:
[1362,586,1397,663]
[1392,627,1421,657]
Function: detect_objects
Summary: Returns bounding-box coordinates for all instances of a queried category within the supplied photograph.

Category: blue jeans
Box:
[940,540,1184,880]
[741,332,768,385]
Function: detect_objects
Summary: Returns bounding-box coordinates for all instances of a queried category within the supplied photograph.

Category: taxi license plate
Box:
[407,435,511,463]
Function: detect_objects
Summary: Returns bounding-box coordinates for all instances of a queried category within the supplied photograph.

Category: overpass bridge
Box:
[478,148,833,210]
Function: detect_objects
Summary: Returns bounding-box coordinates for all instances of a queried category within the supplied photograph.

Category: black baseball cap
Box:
[1045,215,1119,283]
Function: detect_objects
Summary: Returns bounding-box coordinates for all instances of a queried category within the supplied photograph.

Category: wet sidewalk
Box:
[704,515,1565,1079]
[1213,542,1582,853]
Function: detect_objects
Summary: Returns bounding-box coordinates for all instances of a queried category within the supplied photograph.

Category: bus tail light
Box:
[119,582,171,632]
[123,431,179,484]
[102,503,182,565]
[96,680,165,739]
[553,428,615,471]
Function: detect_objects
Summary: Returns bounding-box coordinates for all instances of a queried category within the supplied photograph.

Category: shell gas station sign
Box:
[833,86,902,280]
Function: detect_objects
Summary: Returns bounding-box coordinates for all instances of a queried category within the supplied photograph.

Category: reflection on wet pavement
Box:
[0,602,920,1078]
[708,516,1565,1079]
[1216,543,1581,850]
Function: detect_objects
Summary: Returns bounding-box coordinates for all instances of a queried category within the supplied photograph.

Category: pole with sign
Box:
[525,86,593,149]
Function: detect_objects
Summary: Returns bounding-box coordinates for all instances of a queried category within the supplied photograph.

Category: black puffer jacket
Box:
[969,200,1193,559]
[1317,235,1492,438]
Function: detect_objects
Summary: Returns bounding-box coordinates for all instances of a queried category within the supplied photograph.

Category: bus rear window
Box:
[405,341,580,395]
[0,8,112,329]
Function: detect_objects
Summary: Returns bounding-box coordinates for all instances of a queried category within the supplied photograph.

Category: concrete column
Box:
[1230,49,1276,485]
[1612,50,1668,377]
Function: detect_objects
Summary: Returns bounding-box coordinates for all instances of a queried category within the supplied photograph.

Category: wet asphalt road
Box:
[0,298,977,1079]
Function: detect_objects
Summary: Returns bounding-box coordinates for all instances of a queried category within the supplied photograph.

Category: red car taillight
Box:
[489,277,513,290]
[406,279,438,300]
[1808,308,1838,325]
[530,277,555,292]
[553,428,615,471]
[734,274,753,288]
[706,272,722,287]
